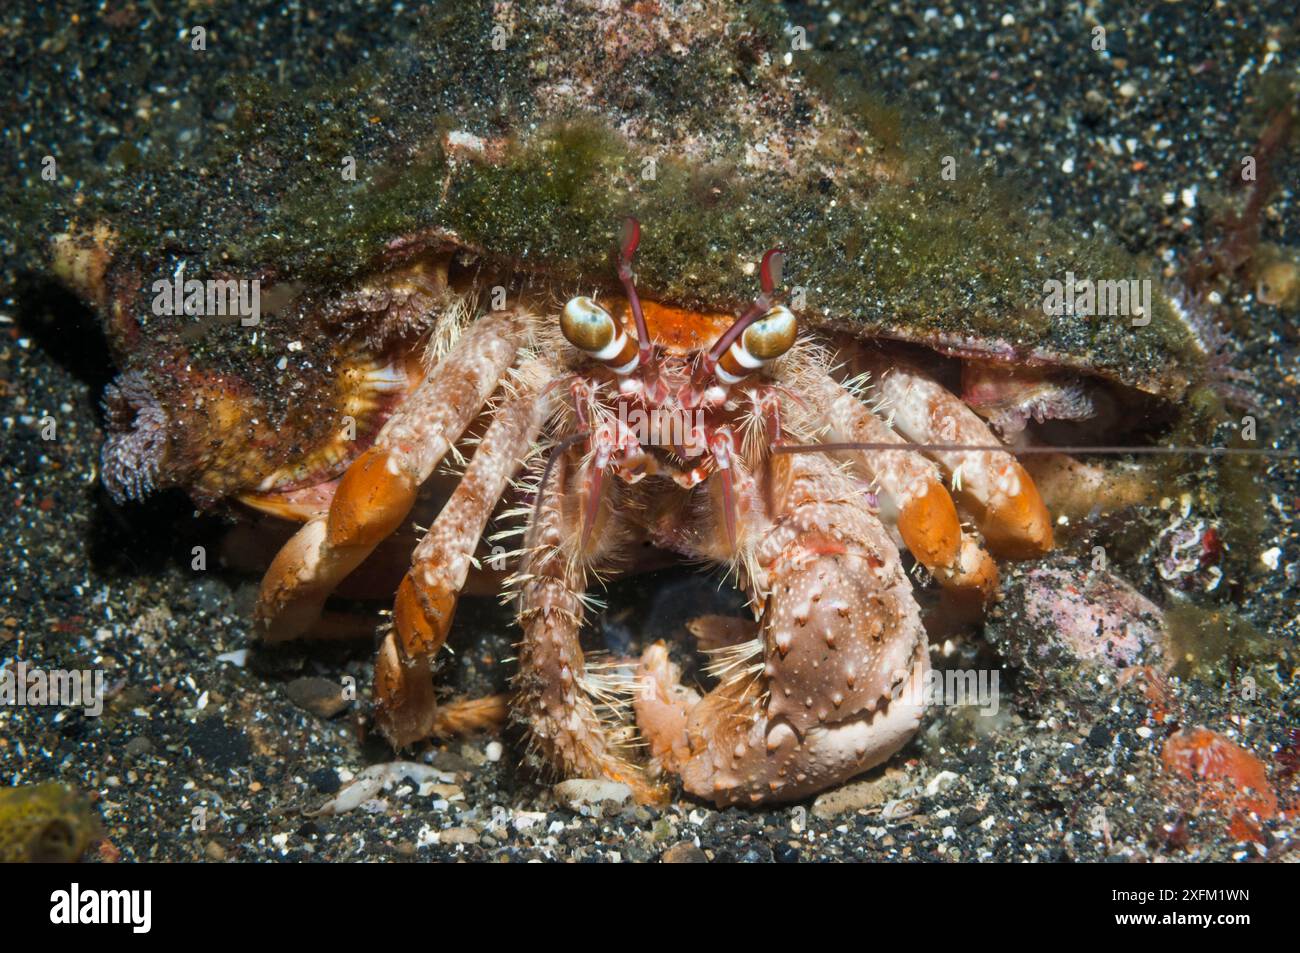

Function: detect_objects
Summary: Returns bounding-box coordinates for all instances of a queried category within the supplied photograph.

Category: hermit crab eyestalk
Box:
[619,216,641,261]
[615,216,653,363]
[715,305,798,384]
[759,247,785,295]
[561,296,640,375]
[708,246,791,385]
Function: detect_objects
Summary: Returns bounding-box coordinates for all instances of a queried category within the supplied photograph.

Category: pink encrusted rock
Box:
[987,559,1168,707]
[1021,566,1165,668]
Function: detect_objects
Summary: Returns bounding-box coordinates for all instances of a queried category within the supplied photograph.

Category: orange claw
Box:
[981,460,1054,559]
[393,571,456,660]
[897,478,998,598]
[859,361,1054,562]
[325,445,418,550]
[897,479,961,570]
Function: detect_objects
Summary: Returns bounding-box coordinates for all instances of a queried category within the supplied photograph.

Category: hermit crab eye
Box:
[561,296,616,352]
[742,305,797,360]
[560,296,641,375]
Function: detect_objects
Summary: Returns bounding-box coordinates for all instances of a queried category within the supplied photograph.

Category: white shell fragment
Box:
[306,761,457,817]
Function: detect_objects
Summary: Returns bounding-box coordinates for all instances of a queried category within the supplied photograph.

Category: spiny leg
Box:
[804,368,998,597]
[375,361,557,747]
[635,450,929,806]
[864,359,1053,559]
[255,310,523,642]
[513,450,662,803]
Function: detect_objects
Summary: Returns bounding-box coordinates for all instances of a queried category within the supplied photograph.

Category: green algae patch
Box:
[440,122,634,274]
[411,114,1202,395]
[795,51,1205,393]
[0,782,102,863]
[330,108,1201,393]
[1162,602,1283,688]
[52,0,1206,400]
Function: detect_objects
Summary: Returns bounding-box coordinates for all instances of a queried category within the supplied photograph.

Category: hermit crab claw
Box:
[633,451,932,806]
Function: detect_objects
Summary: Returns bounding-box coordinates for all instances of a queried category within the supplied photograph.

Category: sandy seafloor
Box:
[1,1,1297,862]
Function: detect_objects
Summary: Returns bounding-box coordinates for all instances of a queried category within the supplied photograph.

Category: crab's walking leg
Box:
[805,371,998,597]
[514,452,662,803]
[635,452,929,806]
[374,633,508,739]
[255,311,522,642]
[867,362,1053,558]
[375,363,556,747]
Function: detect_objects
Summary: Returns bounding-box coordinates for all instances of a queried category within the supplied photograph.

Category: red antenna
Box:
[707,247,785,366]
[616,217,653,364]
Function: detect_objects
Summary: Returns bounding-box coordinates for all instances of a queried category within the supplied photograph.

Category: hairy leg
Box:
[513,451,662,802]
[255,311,523,641]
[375,361,557,747]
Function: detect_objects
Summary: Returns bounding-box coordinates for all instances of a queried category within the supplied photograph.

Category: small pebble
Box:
[661,841,708,863]
[285,677,348,719]
[123,736,154,759]
[553,779,633,814]
[439,826,480,845]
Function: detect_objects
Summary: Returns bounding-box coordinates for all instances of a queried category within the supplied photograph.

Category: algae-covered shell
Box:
[50,1,1208,502]
[0,782,103,863]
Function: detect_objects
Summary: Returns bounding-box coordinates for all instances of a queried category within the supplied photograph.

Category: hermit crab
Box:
[48,0,1229,806]
[245,217,1051,804]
